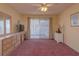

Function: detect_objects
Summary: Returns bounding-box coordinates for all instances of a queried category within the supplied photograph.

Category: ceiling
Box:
[8,3,74,16]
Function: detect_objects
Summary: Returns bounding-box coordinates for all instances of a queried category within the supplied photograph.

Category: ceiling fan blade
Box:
[46,4,54,7]
[31,3,42,7]
[31,3,54,7]
[41,3,54,7]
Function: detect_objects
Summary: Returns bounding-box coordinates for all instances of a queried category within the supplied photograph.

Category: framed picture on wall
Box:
[71,13,79,27]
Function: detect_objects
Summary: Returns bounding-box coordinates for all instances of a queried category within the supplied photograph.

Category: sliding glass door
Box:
[30,18,49,39]
[39,19,49,38]
[30,19,40,38]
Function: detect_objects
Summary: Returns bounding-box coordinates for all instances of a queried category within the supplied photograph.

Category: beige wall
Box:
[52,15,59,33]
[21,15,29,32]
[0,4,23,32]
[22,15,59,39]
[58,4,79,52]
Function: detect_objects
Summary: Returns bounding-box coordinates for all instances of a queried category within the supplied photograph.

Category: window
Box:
[0,16,4,35]
[0,15,11,35]
[6,16,11,34]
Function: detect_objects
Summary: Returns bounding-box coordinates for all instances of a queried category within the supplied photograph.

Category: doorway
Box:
[30,18,49,39]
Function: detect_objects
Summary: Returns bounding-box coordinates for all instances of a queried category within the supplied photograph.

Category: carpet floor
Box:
[9,39,79,56]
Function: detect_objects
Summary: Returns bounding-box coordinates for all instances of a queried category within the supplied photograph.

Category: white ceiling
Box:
[8,3,74,16]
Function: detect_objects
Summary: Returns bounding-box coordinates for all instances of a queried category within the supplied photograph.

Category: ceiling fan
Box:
[31,3,53,12]
[39,3,50,12]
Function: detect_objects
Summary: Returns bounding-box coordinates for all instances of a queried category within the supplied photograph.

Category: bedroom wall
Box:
[52,15,59,33]
[22,15,59,39]
[58,4,79,52]
[0,4,23,33]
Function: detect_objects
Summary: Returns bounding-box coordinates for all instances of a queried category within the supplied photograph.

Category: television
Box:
[16,24,24,32]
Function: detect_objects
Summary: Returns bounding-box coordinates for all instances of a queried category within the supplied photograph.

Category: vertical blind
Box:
[30,18,49,39]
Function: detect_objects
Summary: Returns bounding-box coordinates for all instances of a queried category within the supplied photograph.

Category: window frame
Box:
[0,15,12,36]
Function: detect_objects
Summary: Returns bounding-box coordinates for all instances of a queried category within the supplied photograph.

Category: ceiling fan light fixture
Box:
[40,4,48,12]
[44,7,48,12]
